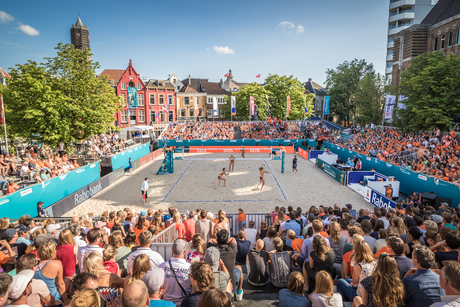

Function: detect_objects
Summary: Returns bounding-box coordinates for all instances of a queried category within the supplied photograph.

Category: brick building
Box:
[392,0,460,91]
[99,60,176,127]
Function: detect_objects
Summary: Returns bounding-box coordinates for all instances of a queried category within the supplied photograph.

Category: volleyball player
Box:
[229,155,235,172]
[240,146,246,158]
[256,167,270,191]
[214,168,229,189]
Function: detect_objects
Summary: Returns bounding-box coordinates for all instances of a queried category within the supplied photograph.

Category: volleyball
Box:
[262,163,266,166]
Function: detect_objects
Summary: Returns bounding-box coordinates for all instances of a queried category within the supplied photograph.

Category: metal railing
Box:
[397,147,418,164]
[149,223,177,261]
[450,122,460,133]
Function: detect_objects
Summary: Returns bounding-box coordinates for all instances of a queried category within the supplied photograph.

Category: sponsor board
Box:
[46,174,113,217]
[113,167,125,182]
[20,188,33,197]
[316,158,346,185]
[298,147,308,159]
[418,174,427,181]
[364,188,396,210]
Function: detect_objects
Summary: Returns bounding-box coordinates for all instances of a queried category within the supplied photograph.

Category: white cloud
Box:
[213,46,235,54]
[17,23,39,36]
[296,24,305,33]
[279,21,294,29]
[278,21,304,34]
[0,11,14,24]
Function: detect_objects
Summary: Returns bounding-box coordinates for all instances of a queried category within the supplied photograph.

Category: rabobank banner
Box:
[111,143,150,171]
[0,162,100,219]
[364,187,396,210]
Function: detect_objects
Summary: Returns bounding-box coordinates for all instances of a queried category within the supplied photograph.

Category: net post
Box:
[281,148,285,173]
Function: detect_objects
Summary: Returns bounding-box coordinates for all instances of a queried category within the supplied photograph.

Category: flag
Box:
[231,96,236,116]
[224,73,229,77]
[250,96,255,116]
[256,74,261,78]
[157,112,161,123]
[385,95,396,120]
[266,95,269,116]
[304,95,308,117]
[0,95,4,125]
[213,97,218,117]
[286,95,291,116]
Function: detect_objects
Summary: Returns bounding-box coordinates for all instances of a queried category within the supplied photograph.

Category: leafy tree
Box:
[265,74,312,120]
[1,43,120,147]
[325,59,375,125]
[354,73,387,126]
[397,52,460,131]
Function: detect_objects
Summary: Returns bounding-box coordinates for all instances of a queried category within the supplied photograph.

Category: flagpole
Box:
[0,95,8,154]
[304,95,306,120]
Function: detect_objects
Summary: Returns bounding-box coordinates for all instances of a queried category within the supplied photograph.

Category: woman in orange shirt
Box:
[133,215,149,245]
[238,208,246,230]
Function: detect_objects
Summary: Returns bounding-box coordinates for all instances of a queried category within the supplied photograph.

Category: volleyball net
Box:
[173,147,281,161]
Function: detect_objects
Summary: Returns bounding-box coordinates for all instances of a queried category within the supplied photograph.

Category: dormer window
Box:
[137,83,141,90]
[121,82,126,90]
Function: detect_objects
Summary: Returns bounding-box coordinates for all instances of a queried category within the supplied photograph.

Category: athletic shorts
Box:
[141,190,148,199]
[239,221,246,228]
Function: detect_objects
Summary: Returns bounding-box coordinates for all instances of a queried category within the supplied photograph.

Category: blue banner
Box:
[0,162,101,219]
[324,95,330,115]
[128,87,137,109]
[111,143,151,171]
[364,188,396,210]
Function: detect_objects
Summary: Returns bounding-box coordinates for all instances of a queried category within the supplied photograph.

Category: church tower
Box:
[70,15,90,51]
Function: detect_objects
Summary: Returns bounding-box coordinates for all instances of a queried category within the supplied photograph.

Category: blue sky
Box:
[0,0,389,86]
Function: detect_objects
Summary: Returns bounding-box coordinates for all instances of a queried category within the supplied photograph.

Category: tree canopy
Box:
[354,73,387,126]
[0,43,120,147]
[397,52,460,131]
[220,75,314,121]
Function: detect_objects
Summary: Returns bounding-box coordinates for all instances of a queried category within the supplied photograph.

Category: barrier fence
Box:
[315,157,347,185]
[111,143,151,171]
[324,142,460,207]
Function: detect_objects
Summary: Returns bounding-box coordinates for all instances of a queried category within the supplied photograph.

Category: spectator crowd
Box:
[1,202,460,307]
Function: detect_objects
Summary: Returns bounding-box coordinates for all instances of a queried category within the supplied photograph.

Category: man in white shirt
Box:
[430,261,460,307]
[141,177,149,206]
[127,231,164,275]
[159,239,192,306]
[20,163,30,177]
[244,221,258,250]
[77,229,103,272]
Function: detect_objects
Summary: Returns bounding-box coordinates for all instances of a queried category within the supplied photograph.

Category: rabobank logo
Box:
[0,199,9,206]
[90,164,96,168]
[366,190,395,210]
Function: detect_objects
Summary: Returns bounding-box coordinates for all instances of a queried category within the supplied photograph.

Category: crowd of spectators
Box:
[161,122,236,140]
[1,202,460,307]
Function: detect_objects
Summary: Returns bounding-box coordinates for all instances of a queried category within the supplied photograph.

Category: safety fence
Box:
[324,142,460,207]
[315,157,347,185]
[111,143,151,171]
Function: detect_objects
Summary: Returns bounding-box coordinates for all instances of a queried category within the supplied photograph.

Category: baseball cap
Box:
[145,177,149,180]
[3,228,17,241]
[37,201,44,206]
[142,267,164,293]
[8,269,34,300]
[45,224,61,233]
[204,247,220,272]
[94,221,106,229]
[440,202,449,208]
[172,239,187,255]
[140,211,147,216]
[34,234,52,248]
[15,224,31,233]
[431,215,443,224]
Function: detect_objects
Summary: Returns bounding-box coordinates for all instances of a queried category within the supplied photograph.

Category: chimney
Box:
[189,75,191,85]
[308,78,312,82]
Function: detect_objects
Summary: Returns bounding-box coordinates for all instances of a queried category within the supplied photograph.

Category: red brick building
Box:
[100,60,176,127]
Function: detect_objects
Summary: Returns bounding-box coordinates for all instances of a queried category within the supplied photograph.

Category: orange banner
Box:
[188,146,295,154]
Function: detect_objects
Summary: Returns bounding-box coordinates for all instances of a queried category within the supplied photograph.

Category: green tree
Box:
[325,59,375,125]
[354,73,386,126]
[1,43,120,147]
[265,74,311,120]
[397,52,460,131]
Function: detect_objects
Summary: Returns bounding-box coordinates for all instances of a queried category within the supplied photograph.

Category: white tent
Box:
[120,125,155,140]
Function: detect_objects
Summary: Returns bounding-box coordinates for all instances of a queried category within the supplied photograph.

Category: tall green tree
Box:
[354,73,386,126]
[325,59,375,125]
[1,43,120,147]
[397,52,460,131]
[265,74,311,120]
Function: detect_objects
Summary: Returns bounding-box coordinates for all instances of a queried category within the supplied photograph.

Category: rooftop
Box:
[421,0,460,25]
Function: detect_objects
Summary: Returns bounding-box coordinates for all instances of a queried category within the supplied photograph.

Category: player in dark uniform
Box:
[214,168,229,189]
[292,155,298,174]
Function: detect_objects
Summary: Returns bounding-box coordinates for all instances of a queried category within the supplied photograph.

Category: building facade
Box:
[70,16,90,51]
[99,60,176,127]
[392,0,460,90]
[303,78,328,118]
[220,70,250,92]
[386,0,438,80]
[176,84,207,121]
[0,68,10,86]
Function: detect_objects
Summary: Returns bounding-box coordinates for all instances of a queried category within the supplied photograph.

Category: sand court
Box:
[64,152,374,217]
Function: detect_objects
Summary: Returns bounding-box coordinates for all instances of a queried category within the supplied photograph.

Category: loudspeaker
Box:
[435,196,452,210]
[421,192,437,208]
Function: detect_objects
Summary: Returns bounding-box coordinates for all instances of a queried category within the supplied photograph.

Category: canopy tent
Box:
[120,125,156,140]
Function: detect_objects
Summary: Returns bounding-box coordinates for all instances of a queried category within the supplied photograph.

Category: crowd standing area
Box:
[0,133,130,198]
[1,204,460,307]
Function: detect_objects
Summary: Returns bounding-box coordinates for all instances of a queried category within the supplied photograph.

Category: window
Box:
[448,31,453,47]
[199,108,203,117]
[173,78,176,83]
[180,109,186,117]
[139,110,145,122]
[138,94,144,106]
[150,111,156,123]
[387,49,394,55]
[196,97,200,105]
[168,95,173,105]
[137,83,141,90]
[388,37,394,43]
[207,98,213,104]
[121,110,127,123]
[159,95,164,105]
[441,34,445,49]
[160,112,165,122]
[458,29,460,45]
[434,37,438,51]
[207,109,212,118]
[121,83,126,90]
[184,97,190,105]
[189,109,194,117]
[386,62,393,68]
[149,94,155,105]
[218,98,224,104]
